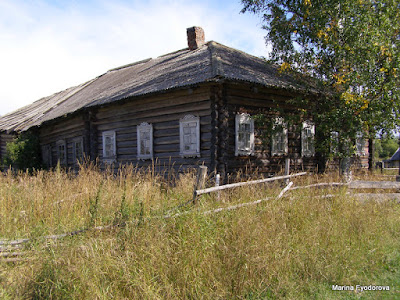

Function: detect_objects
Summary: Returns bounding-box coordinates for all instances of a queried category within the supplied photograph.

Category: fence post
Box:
[215,173,221,201]
[193,166,208,204]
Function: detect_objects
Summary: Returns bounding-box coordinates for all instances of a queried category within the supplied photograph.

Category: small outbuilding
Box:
[383,148,400,168]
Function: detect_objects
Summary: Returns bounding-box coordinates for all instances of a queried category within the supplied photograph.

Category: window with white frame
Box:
[330,131,339,154]
[137,122,153,160]
[271,117,288,155]
[355,132,366,156]
[102,131,116,162]
[56,140,66,165]
[301,121,315,157]
[180,115,200,157]
[235,113,254,156]
[73,137,84,164]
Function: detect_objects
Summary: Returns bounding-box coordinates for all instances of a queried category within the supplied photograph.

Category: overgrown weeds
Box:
[0,164,399,299]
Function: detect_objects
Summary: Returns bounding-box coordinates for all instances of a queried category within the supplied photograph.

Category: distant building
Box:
[384,148,400,168]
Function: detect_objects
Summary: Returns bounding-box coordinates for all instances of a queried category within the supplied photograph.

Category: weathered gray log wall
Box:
[94,86,212,172]
[218,82,317,176]
[39,115,86,168]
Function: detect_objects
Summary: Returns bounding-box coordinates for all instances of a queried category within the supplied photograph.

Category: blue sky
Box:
[0,0,269,116]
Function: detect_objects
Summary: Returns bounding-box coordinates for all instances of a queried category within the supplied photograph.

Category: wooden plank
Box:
[290,182,346,190]
[95,108,212,131]
[40,118,85,137]
[193,166,208,203]
[224,82,297,98]
[40,130,86,144]
[349,180,400,189]
[96,90,211,119]
[116,156,212,166]
[95,100,211,126]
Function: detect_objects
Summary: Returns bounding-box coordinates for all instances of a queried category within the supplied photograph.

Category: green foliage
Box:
[2,132,42,171]
[375,135,399,159]
[87,181,103,228]
[242,0,400,148]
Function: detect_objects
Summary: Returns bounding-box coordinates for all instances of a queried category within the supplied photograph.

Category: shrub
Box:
[2,131,43,171]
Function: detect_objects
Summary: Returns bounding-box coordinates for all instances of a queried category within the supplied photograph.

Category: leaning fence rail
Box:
[194,172,307,197]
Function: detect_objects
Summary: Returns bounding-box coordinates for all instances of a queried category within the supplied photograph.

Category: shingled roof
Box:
[389,148,400,161]
[0,39,317,133]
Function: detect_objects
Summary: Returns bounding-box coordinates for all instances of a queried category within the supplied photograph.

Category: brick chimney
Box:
[187,26,205,50]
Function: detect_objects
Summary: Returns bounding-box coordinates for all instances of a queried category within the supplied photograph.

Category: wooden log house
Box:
[0,27,369,175]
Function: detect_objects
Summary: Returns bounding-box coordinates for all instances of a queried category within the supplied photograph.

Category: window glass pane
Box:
[244,132,250,149]
[104,135,114,157]
[184,135,191,144]
[75,141,83,160]
[237,116,253,154]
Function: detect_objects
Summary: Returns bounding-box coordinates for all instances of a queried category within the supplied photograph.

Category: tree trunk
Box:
[396,133,400,182]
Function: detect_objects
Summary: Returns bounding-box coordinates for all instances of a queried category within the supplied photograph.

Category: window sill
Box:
[180,153,200,158]
[235,151,254,156]
[271,153,288,157]
[103,158,117,164]
[137,156,153,161]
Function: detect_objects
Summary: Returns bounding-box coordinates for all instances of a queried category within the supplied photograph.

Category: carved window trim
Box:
[235,113,255,156]
[137,122,153,160]
[179,115,200,157]
[56,140,67,166]
[271,117,288,156]
[301,120,315,157]
[72,137,84,164]
[102,130,116,163]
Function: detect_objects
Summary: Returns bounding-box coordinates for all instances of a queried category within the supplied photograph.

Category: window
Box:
[102,131,116,162]
[301,121,315,157]
[73,137,84,164]
[271,117,288,155]
[235,113,254,156]
[179,115,200,157]
[330,131,339,154]
[355,132,366,156]
[137,122,153,160]
[41,145,52,167]
[56,140,66,165]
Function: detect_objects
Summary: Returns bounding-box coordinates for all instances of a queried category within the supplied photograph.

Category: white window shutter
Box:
[272,117,288,156]
[180,115,200,157]
[137,122,153,160]
[235,113,255,156]
[301,121,315,157]
[102,131,116,163]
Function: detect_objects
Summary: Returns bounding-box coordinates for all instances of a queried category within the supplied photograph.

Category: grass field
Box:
[0,164,399,299]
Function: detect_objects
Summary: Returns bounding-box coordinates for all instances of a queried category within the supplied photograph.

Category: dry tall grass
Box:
[0,164,399,299]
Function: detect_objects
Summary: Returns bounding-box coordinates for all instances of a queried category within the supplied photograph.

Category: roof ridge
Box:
[108,58,152,72]
[208,41,222,78]
[17,79,98,131]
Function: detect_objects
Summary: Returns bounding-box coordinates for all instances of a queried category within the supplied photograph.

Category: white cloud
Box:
[0,0,269,116]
